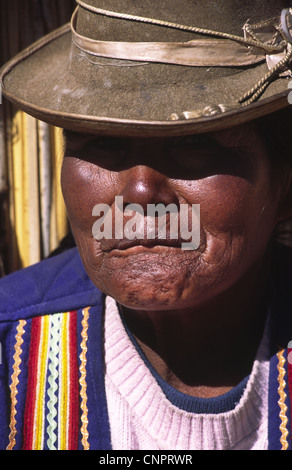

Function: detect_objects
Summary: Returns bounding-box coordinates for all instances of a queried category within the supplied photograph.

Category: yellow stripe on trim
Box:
[33,316,50,450]
[79,307,90,450]
[277,349,289,451]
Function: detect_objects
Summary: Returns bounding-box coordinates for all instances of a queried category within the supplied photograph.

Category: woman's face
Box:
[61,123,289,310]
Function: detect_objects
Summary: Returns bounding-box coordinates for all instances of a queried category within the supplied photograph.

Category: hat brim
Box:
[1,23,291,137]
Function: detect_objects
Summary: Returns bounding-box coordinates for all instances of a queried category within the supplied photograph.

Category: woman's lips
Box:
[100,236,184,252]
[98,222,206,253]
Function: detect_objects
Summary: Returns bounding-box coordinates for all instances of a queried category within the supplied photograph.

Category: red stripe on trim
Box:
[68,311,79,450]
[22,317,42,450]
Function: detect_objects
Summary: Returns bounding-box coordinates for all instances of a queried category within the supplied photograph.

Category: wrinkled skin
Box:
[61,123,292,396]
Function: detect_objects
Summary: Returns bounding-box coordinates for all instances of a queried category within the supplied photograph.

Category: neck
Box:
[120,256,270,398]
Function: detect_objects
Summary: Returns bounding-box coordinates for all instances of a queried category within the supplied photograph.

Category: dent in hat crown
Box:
[75,0,290,41]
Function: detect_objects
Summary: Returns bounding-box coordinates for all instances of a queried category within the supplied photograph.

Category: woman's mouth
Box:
[99,236,184,252]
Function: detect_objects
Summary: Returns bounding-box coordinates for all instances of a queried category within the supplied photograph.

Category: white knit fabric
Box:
[104,296,270,450]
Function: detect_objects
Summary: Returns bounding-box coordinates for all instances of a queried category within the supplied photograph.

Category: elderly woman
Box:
[1,0,292,451]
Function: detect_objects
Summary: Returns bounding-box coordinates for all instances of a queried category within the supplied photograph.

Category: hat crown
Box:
[2,0,292,136]
[76,0,291,41]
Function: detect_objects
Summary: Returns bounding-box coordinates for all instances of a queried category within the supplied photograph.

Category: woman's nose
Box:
[119,165,179,210]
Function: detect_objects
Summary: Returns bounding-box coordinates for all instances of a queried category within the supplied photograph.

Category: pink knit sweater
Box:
[104,296,270,450]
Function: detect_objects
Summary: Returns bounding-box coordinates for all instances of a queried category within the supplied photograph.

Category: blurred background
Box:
[0,0,76,276]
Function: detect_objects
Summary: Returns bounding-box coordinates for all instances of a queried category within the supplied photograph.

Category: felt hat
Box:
[1,0,292,137]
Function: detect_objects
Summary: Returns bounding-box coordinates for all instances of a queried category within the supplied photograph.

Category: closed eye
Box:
[169,134,254,178]
[170,135,226,170]
[63,130,126,168]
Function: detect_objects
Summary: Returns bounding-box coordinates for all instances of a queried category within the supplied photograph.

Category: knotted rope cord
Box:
[239,47,292,105]
[76,0,292,109]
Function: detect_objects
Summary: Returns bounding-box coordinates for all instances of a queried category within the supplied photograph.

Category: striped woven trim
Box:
[7,320,27,451]
[22,312,80,450]
[58,311,79,450]
[288,344,292,443]
[277,349,289,450]
[79,307,90,450]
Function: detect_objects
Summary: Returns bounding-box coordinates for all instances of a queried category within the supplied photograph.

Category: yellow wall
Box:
[8,113,68,270]
[0,1,75,274]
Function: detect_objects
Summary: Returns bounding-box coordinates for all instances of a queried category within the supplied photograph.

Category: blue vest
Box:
[0,246,291,450]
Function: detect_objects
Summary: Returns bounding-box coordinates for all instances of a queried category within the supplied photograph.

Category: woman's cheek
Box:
[187,176,250,237]
[61,156,115,233]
